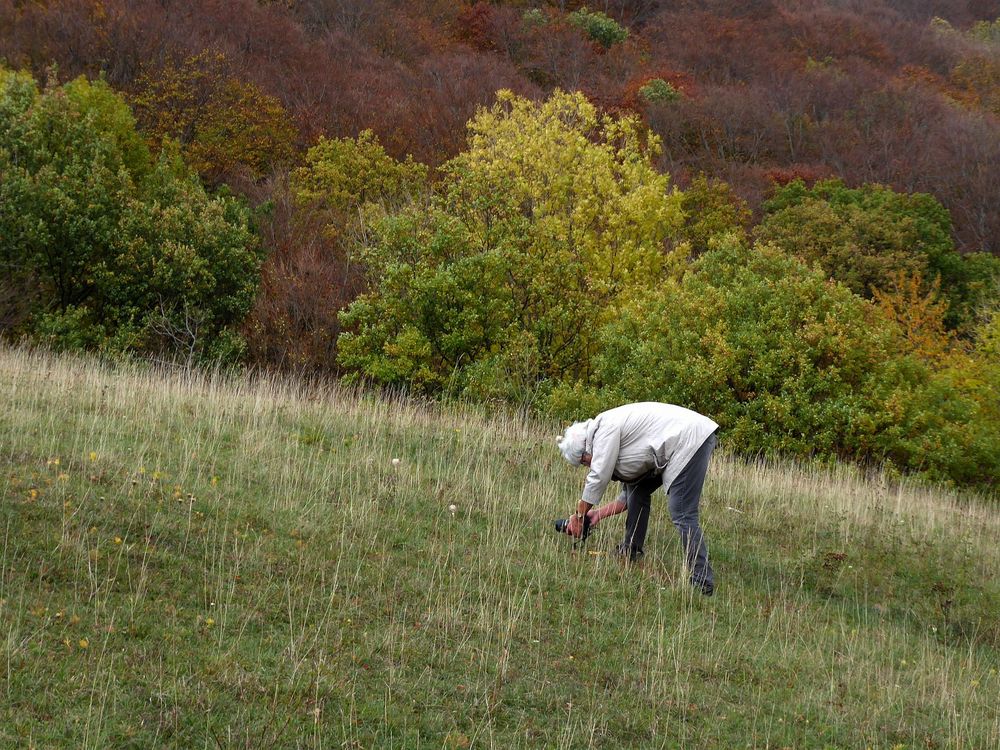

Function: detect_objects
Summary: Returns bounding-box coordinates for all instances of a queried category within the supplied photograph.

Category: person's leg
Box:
[619,474,662,559]
[666,432,717,594]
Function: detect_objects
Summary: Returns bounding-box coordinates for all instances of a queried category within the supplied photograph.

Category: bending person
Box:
[558,402,720,596]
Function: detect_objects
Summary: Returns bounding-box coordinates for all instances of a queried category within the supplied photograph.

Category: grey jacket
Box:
[581,402,719,504]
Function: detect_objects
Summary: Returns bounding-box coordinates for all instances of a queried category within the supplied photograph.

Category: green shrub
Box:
[901,306,1000,487]
[291,129,427,241]
[0,67,260,363]
[581,239,902,460]
[567,7,629,49]
[522,8,547,27]
[555,237,998,489]
[638,78,682,104]
[969,17,1000,44]
[677,174,752,257]
[756,179,997,332]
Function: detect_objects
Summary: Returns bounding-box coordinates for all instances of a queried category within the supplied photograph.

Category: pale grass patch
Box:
[710,449,998,544]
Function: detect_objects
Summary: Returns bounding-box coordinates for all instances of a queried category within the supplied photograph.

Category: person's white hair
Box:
[557,420,591,465]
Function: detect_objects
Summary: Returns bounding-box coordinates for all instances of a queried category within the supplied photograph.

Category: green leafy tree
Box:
[338,90,684,404]
[78,149,260,361]
[580,238,905,461]
[638,78,682,104]
[677,174,752,257]
[921,304,1000,486]
[968,17,1000,44]
[1,71,140,316]
[339,207,510,392]
[64,75,153,181]
[556,237,997,488]
[522,8,547,28]
[0,68,260,362]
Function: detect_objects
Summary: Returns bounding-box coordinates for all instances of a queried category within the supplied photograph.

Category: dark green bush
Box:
[0,68,260,363]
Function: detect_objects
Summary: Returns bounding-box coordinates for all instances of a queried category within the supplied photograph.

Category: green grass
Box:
[1,346,998,749]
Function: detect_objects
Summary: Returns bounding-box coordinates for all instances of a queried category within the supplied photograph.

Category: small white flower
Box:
[391,458,401,466]
[448,504,458,513]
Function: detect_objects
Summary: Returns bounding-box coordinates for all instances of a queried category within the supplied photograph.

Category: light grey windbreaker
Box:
[581,402,719,505]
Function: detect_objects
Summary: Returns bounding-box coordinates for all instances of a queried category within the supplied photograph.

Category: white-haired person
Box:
[558,402,720,596]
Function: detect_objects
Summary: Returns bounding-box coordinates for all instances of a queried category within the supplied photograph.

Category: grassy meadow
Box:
[1,345,998,749]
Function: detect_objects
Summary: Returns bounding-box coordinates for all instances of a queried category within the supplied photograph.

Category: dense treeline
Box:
[1,2,999,489]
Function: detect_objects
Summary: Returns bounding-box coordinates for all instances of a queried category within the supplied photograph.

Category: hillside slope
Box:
[1,347,998,748]
[2,0,999,252]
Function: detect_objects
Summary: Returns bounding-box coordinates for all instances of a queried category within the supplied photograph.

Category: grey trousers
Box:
[621,432,717,588]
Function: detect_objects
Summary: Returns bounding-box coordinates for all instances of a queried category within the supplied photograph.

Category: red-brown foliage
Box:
[242,178,361,372]
[2,0,998,256]
[762,164,835,187]
[455,1,500,52]
[782,5,896,68]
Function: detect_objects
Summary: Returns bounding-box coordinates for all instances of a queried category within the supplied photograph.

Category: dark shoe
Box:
[693,580,714,597]
[616,543,644,562]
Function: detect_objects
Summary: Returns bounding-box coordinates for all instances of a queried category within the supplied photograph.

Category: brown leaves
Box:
[131,51,299,186]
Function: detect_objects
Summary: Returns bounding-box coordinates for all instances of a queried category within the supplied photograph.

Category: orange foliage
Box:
[950,55,1000,116]
[455,1,497,51]
[873,271,954,363]
[898,64,979,109]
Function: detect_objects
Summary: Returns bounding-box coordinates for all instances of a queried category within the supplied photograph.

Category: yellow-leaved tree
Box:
[337,90,685,407]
